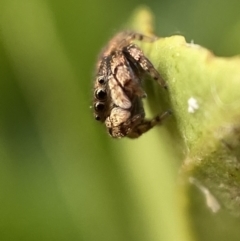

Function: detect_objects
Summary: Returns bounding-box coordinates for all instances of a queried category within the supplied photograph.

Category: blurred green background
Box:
[0,0,240,241]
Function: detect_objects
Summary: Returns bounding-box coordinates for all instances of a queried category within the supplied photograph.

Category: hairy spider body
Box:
[93,31,169,138]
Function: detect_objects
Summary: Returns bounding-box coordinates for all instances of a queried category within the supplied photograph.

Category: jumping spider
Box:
[93,31,170,138]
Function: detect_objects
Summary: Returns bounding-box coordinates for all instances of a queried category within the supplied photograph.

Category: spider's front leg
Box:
[127,110,171,138]
[123,43,167,88]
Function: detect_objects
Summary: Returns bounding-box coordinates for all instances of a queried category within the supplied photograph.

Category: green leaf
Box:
[130,7,240,216]
[120,6,240,241]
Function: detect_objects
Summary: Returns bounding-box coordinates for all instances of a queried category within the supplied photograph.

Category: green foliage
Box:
[131,5,240,215]
[132,6,240,238]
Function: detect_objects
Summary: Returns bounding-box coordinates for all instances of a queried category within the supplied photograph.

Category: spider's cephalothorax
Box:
[93,31,169,138]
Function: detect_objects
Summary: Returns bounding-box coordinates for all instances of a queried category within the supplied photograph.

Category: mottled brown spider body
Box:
[93,31,169,138]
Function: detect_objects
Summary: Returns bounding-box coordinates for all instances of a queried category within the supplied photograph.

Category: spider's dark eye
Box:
[94,102,105,111]
[95,115,101,121]
[95,89,107,100]
[98,78,105,84]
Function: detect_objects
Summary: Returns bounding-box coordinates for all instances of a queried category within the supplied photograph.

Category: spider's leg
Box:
[127,110,171,138]
[123,43,167,88]
[128,32,158,42]
[109,51,146,98]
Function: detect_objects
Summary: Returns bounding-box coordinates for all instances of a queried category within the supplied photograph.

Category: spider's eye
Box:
[95,115,101,121]
[94,102,105,111]
[98,78,105,84]
[95,89,107,100]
